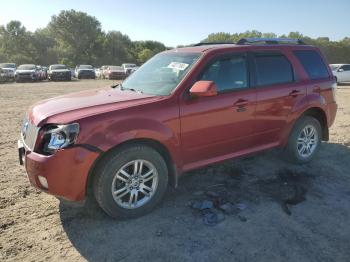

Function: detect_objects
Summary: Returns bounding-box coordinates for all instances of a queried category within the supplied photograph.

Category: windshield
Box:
[79,65,93,69]
[51,65,67,70]
[330,65,340,71]
[124,64,136,68]
[122,52,201,96]
[17,65,35,70]
[0,63,16,69]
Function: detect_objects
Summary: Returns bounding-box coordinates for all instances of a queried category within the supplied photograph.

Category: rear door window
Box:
[293,50,329,80]
[253,54,294,86]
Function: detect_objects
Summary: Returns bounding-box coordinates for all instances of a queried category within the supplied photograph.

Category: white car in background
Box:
[0,63,16,81]
[330,64,350,83]
[121,63,137,75]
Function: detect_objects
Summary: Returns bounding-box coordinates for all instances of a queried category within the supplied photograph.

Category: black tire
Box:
[93,145,169,219]
[285,116,322,164]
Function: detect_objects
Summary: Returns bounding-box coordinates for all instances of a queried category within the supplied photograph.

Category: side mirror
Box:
[189,81,218,98]
[338,68,344,72]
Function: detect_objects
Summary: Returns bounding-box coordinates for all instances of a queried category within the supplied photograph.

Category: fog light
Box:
[38,176,48,189]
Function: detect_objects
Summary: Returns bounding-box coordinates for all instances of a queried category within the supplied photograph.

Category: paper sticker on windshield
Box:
[167,62,189,71]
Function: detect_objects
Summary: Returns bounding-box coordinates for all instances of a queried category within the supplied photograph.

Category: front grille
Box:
[21,118,39,151]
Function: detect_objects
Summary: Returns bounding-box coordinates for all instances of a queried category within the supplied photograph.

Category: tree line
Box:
[201,31,350,64]
[0,10,349,67]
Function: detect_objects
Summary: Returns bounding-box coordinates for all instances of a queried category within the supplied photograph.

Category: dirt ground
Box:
[0,79,349,262]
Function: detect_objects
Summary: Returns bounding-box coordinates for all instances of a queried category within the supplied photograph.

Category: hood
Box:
[28,87,161,126]
[1,67,15,71]
[17,69,35,73]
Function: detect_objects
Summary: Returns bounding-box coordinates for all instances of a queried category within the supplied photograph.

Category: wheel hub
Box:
[111,159,158,209]
[297,124,318,158]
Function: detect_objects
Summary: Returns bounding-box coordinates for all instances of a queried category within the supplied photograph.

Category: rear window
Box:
[294,50,329,80]
[254,54,294,86]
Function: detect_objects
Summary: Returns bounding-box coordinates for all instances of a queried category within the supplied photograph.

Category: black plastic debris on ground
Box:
[258,168,311,215]
[189,168,312,224]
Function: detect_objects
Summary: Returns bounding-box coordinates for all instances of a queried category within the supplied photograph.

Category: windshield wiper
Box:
[111,83,143,94]
[111,83,123,89]
[122,87,143,94]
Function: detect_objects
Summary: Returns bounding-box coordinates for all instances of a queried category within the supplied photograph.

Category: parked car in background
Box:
[330,64,350,83]
[18,38,337,219]
[15,64,41,82]
[100,65,111,79]
[75,65,95,79]
[42,66,48,79]
[95,68,102,79]
[36,66,47,80]
[122,63,137,75]
[104,65,126,79]
[0,68,6,83]
[0,63,16,81]
[48,64,71,81]
[130,66,140,74]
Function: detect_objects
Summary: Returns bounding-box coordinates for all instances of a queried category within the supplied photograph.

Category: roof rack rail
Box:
[236,37,306,45]
[193,42,235,46]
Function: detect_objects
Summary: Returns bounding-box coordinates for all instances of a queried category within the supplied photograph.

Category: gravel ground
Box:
[0,80,349,262]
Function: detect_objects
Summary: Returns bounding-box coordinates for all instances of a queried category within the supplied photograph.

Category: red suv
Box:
[18,38,337,219]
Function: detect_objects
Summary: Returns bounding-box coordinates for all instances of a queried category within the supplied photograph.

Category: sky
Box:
[0,0,349,47]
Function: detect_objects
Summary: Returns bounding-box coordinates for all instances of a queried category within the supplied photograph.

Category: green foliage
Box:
[0,13,349,66]
[0,10,167,66]
[138,49,154,63]
[202,30,350,63]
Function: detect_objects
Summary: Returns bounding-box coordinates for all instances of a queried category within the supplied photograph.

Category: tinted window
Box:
[254,54,293,86]
[340,65,350,71]
[294,50,329,80]
[200,56,248,92]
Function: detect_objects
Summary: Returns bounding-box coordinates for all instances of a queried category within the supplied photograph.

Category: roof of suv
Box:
[167,38,314,53]
[170,43,315,54]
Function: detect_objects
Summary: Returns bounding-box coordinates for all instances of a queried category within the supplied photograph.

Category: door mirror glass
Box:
[189,81,218,97]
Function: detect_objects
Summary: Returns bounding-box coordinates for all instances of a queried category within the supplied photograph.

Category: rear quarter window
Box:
[293,50,329,80]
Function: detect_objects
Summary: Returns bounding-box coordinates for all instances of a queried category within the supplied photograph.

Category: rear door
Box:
[251,51,306,147]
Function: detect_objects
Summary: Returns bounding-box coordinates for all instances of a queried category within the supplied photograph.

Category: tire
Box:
[285,116,322,164]
[93,145,169,219]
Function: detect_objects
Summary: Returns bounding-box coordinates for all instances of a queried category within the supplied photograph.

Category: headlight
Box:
[40,123,80,154]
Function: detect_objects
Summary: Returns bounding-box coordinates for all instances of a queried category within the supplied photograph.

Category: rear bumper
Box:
[23,147,100,201]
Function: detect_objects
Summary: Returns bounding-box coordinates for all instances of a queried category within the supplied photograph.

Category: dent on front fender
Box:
[76,116,181,163]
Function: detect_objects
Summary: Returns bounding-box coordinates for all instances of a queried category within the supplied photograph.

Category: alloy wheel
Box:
[111,159,159,209]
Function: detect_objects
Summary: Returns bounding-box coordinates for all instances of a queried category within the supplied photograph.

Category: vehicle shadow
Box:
[59,142,350,262]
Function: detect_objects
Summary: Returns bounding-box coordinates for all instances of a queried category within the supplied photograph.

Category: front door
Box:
[179,54,256,169]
